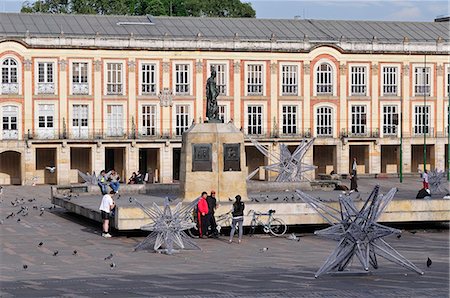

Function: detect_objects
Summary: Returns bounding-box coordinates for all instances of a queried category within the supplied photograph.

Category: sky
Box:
[0,0,449,22]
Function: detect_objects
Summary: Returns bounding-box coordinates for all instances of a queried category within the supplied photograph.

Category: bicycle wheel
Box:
[187,227,199,238]
[269,218,287,236]
[249,219,257,236]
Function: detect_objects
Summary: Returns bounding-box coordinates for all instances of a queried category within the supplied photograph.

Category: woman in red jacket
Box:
[197,192,209,238]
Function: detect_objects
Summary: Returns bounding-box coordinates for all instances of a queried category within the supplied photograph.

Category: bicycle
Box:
[248,209,287,237]
[215,211,233,235]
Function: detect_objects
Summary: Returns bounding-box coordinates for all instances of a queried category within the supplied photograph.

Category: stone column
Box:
[436,64,444,136]
[195,60,204,122]
[371,142,381,174]
[233,60,241,128]
[339,63,347,136]
[270,61,278,137]
[24,144,34,185]
[402,64,411,136]
[303,61,311,134]
[59,58,68,139]
[58,143,70,185]
[402,138,412,173]
[93,59,102,135]
[268,142,280,181]
[127,143,138,182]
[23,58,33,137]
[128,60,137,136]
[161,60,171,136]
[435,140,445,170]
[93,143,105,174]
[159,142,173,183]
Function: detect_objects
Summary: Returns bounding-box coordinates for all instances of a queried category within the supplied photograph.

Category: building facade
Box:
[0,13,449,185]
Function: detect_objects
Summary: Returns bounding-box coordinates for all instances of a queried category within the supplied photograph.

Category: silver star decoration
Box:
[78,170,112,185]
[248,138,316,182]
[428,169,449,194]
[296,186,424,278]
[133,198,200,255]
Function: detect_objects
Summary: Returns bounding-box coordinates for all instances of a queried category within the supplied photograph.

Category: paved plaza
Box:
[0,184,449,297]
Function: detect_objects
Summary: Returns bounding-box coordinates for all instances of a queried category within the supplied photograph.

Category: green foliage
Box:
[20,0,256,17]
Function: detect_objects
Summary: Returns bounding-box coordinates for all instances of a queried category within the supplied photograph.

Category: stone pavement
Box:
[0,185,449,297]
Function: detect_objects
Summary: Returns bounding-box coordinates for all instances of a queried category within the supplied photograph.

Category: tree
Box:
[21,0,256,17]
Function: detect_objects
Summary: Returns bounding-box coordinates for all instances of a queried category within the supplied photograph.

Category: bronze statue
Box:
[206,67,220,122]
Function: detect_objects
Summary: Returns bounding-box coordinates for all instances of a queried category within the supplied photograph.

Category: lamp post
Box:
[448,74,450,181]
[423,55,427,172]
[400,96,403,183]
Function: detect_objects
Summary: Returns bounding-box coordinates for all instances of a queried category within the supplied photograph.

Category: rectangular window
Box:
[316,63,333,94]
[218,105,227,123]
[141,63,157,95]
[106,105,124,136]
[175,64,190,95]
[210,64,227,95]
[383,105,398,136]
[38,62,54,83]
[175,105,190,136]
[106,63,123,95]
[141,105,157,136]
[316,106,333,136]
[247,105,263,135]
[382,67,398,95]
[414,105,430,135]
[414,67,431,96]
[282,105,297,135]
[2,105,19,139]
[37,104,54,128]
[281,65,298,95]
[72,62,89,95]
[350,66,366,95]
[351,105,367,135]
[247,64,263,95]
[72,104,89,138]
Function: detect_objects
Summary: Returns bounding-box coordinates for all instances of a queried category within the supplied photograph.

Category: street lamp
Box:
[423,55,427,173]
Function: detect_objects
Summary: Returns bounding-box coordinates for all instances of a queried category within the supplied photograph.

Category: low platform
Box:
[51,184,450,230]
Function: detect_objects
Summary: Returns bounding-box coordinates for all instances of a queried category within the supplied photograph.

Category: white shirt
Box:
[423,172,429,183]
[352,160,357,171]
[99,194,113,213]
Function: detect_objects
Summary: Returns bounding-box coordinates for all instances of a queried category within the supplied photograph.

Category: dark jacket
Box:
[206,196,217,214]
[232,202,245,217]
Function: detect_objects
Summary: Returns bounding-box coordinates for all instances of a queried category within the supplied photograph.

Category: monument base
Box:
[179,123,247,202]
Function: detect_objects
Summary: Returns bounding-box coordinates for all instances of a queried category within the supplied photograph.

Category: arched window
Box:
[1,58,18,94]
[316,63,333,94]
[316,106,333,136]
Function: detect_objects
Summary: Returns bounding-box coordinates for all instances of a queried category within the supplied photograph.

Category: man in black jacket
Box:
[206,190,219,238]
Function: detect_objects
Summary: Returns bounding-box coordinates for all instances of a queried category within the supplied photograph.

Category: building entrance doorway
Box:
[313,145,337,177]
[139,148,160,183]
[381,145,400,174]
[36,148,57,184]
[411,145,434,172]
[349,145,369,174]
[172,148,181,181]
[246,145,266,180]
[0,151,22,185]
[105,148,125,181]
[71,148,92,183]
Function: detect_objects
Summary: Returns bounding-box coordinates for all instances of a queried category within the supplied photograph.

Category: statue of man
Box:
[206,67,219,122]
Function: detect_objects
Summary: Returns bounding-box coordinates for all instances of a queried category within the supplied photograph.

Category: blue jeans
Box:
[110,182,120,193]
[98,183,108,195]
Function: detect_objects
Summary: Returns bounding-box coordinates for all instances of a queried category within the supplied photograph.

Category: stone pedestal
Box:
[180,123,247,201]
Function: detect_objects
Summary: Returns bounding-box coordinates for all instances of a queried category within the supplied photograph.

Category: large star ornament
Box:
[133,198,200,255]
[296,186,424,277]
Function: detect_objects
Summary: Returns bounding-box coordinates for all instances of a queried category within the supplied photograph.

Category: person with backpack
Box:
[196,192,209,238]
[229,195,245,244]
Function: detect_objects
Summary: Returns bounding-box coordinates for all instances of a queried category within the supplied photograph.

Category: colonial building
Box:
[0,13,449,185]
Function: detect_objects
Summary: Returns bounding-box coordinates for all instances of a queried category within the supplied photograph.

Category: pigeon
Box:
[397,234,402,239]
[254,198,260,203]
[28,198,36,202]
[73,250,78,255]
[426,257,432,268]
[6,212,14,219]
[45,166,56,173]
[39,211,44,216]
[104,253,113,260]
[228,197,233,202]
[32,205,38,210]
[110,262,116,269]
[38,242,43,247]
[53,250,59,256]
[260,247,269,252]
[23,264,28,270]
[287,233,300,241]
[17,218,21,222]
[129,197,133,203]
[273,197,279,201]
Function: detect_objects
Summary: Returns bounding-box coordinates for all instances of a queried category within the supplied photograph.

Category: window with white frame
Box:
[414,67,431,96]
[414,105,430,135]
[351,105,367,136]
[447,66,450,96]
[175,64,190,95]
[36,104,55,139]
[141,105,157,136]
[247,105,263,135]
[106,105,124,136]
[382,105,398,136]
[37,62,55,94]
[350,66,367,95]
[72,104,89,139]
[316,106,333,136]
[106,63,123,95]
[281,65,298,95]
[218,105,227,123]
[282,105,297,135]
[141,63,157,95]
[247,64,263,95]
[210,64,227,95]
[72,62,89,95]
[2,105,19,139]
[382,66,398,95]
[316,63,333,94]
[175,105,190,136]
[1,58,18,94]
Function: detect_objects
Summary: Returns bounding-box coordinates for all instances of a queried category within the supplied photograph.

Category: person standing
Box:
[206,190,218,238]
[197,192,209,238]
[422,169,429,189]
[98,170,108,195]
[99,190,115,238]
[229,195,245,244]
[109,169,120,194]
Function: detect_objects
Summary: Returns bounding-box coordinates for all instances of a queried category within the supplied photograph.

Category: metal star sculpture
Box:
[78,170,112,185]
[248,138,316,182]
[296,186,424,278]
[133,198,200,255]
[428,169,449,194]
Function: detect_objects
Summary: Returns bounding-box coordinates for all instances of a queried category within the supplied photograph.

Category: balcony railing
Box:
[1,83,19,94]
[383,85,397,95]
[72,83,89,95]
[37,83,55,94]
[413,127,434,137]
[414,85,431,96]
[341,128,379,138]
[351,85,366,96]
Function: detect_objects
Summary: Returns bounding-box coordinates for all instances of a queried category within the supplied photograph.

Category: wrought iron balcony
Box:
[37,83,55,94]
[413,127,434,137]
[1,83,19,94]
[72,83,89,95]
[341,128,379,138]
[414,85,431,96]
